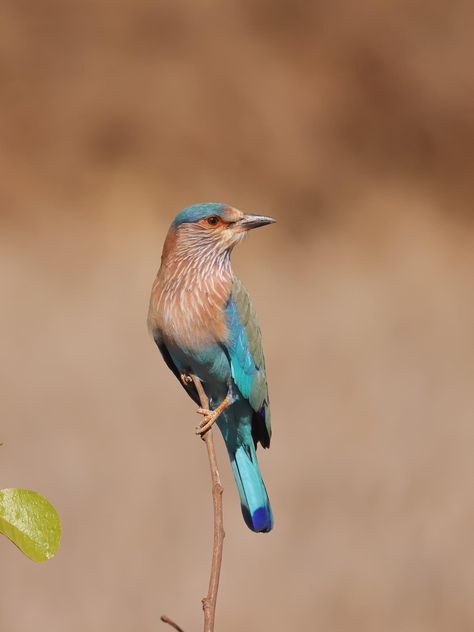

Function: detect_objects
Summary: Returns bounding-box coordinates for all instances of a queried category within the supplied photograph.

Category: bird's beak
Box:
[236,213,277,231]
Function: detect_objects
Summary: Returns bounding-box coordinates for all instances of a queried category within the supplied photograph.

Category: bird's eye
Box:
[207,215,219,226]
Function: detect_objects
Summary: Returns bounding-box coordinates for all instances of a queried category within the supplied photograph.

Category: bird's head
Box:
[168,202,276,258]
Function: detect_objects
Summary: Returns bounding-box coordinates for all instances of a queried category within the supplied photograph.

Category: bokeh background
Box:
[1,1,473,630]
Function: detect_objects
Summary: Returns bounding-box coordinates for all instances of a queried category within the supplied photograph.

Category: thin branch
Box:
[161,374,225,632]
[191,375,225,632]
[160,615,185,632]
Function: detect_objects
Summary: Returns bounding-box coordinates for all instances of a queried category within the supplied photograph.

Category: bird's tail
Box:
[227,438,273,533]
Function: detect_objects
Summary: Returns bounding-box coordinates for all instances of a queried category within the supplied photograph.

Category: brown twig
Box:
[161,374,225,632]
[191,375,225,632]
[160,615,185,632]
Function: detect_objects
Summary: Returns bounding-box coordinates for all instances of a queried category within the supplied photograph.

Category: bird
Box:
[148,202,275,533]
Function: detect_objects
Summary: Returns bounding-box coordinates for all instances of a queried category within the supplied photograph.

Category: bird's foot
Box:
[180,373,193,387]
[195,393,232,437]
[195,408,219,435]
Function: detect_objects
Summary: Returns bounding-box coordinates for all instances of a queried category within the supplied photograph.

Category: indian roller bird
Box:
[148,202,275,533]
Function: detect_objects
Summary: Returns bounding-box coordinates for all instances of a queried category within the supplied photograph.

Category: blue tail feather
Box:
[229,442,273,533]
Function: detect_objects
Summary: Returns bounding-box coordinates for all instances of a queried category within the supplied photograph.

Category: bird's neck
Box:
[152,239,234,348]
[160,233,234,291]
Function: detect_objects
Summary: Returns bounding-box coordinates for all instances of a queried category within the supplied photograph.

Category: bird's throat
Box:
[153,248,233,349]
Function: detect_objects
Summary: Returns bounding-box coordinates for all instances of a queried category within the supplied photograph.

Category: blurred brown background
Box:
[1,1,473,630]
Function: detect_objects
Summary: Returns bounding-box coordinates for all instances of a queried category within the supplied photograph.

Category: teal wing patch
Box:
[225,278,271,446]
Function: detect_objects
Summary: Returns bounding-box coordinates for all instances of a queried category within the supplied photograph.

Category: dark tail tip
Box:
[242,504,274,533]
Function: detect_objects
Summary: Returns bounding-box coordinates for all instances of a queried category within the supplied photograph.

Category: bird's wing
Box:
[152,332,200,405]
[225,278,271,448]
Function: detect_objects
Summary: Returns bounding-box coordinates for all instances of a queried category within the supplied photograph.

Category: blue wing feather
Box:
[224,279,271,448]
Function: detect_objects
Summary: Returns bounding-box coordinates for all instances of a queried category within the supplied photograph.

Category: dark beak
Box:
[237,213,277,230]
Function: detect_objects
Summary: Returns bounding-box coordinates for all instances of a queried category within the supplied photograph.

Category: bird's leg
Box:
[196,390,233,436]
[180,372,193,387]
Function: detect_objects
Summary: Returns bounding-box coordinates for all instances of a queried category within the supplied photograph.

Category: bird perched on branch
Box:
[148,203,275,533]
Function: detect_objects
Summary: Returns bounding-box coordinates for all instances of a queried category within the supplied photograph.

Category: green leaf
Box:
[0,488,61,562]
